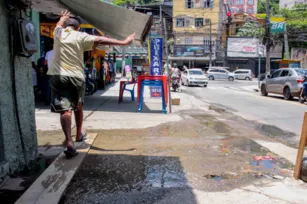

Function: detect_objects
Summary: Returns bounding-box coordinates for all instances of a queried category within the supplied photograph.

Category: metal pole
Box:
[160,4,163,35]
[163,18,172,113]
[209,20,212,68]
[265,0,271,74]
[284,24,290,60]
[258,45,261,89]
[121,47,126,76]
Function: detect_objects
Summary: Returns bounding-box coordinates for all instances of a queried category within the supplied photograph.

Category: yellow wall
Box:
[173,0,220,35]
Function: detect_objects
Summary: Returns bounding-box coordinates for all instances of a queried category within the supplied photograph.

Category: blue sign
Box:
[149,38,163,97]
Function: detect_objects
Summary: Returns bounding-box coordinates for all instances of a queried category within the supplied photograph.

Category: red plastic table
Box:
[137,75,168,105]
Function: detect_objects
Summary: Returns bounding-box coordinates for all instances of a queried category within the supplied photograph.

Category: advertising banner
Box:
[227,38,259,58]
[174,45,206,57]
[149,38,163,97]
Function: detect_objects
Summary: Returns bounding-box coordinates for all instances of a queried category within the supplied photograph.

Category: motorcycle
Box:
[299,76,307,104]
[84,68,97,96]
[171,77,180,92]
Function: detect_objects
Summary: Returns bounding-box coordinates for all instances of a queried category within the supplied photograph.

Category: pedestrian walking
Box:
[47,10,135,158]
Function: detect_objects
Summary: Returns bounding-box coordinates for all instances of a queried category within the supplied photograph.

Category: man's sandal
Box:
[76,131,87,142]
[64,148,78,158]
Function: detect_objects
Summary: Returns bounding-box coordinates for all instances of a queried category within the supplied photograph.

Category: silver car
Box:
[260,68,307,100]
[206,68,235,81]
[233,69,254,80]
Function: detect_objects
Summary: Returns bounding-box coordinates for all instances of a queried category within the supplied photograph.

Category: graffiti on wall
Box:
[292,48,307,68]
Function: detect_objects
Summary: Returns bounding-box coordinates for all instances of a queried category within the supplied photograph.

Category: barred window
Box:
[185,0,194,8]
[195,18,204,27]
[176,18,185,27]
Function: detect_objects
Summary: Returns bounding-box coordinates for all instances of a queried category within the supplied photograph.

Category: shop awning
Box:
[27,0,152,44]
[169,56,213,61]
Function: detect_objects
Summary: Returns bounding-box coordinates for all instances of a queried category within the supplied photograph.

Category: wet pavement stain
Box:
[60,112,294,204]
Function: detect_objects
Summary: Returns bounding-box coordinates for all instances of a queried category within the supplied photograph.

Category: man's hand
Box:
[60,10,71,21]
[57,10,71,27]
[123,33,135,45]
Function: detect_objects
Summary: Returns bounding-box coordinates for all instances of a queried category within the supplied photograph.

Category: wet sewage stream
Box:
[60,111,294,204]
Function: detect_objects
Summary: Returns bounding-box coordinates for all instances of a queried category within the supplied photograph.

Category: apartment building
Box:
[171,0,222,68]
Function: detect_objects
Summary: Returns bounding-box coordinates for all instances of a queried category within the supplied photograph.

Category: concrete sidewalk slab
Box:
[15,133,97,204]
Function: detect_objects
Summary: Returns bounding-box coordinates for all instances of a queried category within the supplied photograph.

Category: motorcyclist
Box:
[170,66,181,79]
[303,76,307,97]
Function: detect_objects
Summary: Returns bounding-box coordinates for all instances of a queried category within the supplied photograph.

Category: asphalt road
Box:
[181,79,307,138]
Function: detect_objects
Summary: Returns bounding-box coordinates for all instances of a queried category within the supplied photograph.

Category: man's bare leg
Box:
[60,110,75,150]
[74,104,84,141]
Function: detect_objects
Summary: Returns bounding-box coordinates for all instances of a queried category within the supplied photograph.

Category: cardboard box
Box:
[172,98,180,105]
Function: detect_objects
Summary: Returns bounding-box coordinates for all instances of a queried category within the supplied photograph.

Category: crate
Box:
[172,98,180,105]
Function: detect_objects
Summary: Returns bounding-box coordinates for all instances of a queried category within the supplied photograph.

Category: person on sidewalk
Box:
[47,10,135,158]
[43,44,54,104]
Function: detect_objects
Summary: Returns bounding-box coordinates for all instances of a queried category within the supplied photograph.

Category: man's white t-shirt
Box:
[45,49,54,69]
[47,26,96,81]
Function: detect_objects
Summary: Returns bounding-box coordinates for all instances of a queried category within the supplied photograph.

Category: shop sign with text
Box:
[149,38,163,97]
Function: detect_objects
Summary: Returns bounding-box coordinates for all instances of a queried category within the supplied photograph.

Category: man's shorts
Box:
[50,75,85,113]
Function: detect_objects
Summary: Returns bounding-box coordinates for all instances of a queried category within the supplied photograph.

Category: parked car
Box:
[260,68,307,100]
[181,68,208,87]
[233,69,254,80]
[206,68,235,81]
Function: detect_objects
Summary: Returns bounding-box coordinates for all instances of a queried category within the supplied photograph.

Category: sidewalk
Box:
[29,78,307,204]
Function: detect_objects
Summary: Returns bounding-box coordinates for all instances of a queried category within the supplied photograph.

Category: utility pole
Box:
[265,0,271,74]
[284,24,290,59]
[209,19,212,68]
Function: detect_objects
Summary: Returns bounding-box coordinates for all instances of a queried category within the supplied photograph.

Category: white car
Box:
[181,68,208,87]
[206,68,235,81]
[233,69,254,80]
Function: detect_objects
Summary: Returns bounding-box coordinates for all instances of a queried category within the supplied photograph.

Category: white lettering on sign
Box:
[277,23,284,29]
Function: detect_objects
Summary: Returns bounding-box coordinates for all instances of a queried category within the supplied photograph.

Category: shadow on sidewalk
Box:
[59,153,198,204]
[36,95,165,114]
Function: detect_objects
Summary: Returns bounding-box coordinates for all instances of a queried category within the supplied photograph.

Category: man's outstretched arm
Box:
[94,33,135,46]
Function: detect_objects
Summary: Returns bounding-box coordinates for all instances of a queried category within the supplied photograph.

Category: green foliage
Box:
[236,21,265,40]
[257,0,279,15]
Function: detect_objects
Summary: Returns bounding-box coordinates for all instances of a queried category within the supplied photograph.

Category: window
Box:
[280,70,290,77]
[271,70,282,78]
[247,0,254,5]
[204,0,213,8]
[185,0,194,8]
[176,18,185,27]
[236,0,244,5]
[219,70,227,73]
[247,8,253,14]
[229,0,235,5]
[195,18,204,27]
[295,69,307,76]
[184,37,193,44]
[189,70,204,75]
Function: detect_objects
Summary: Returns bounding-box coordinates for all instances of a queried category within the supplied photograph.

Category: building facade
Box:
[171,0,222,68]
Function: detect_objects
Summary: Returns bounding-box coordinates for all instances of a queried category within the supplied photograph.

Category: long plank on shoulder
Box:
[15,133,98,204]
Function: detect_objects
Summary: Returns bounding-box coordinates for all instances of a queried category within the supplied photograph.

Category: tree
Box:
[257,0,279,14]
[236,21,265,40]
[279,4,307,46]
